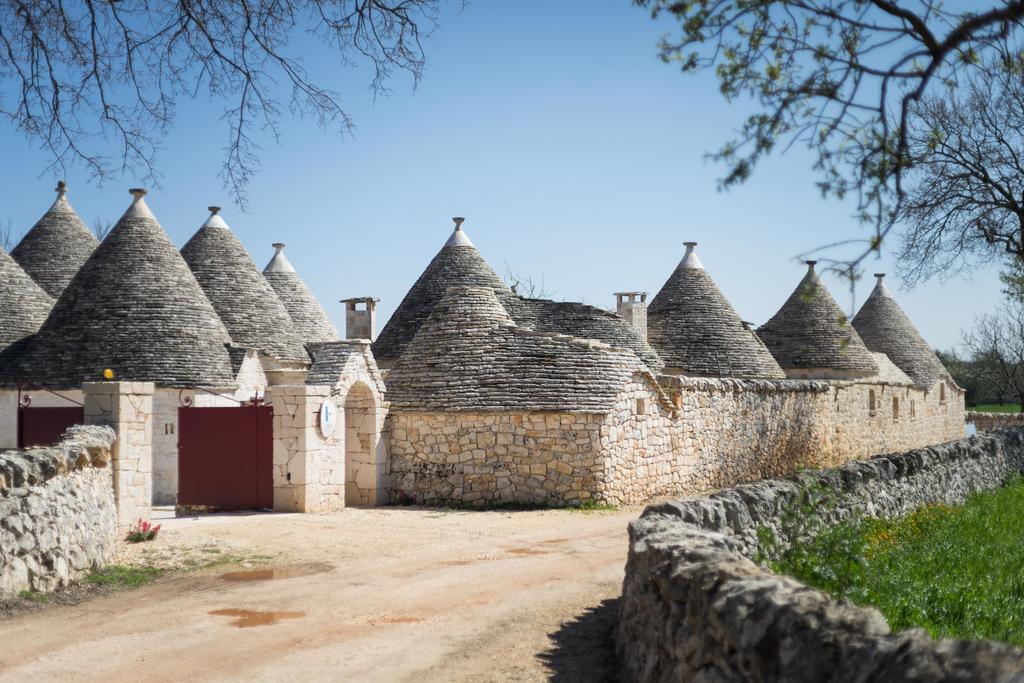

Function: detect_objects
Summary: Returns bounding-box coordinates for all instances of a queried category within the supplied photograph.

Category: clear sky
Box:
[0,1,1003,351]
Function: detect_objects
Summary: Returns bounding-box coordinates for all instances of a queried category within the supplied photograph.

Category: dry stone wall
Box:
[616,430,1024,682]
[968,411,1024,431]
[0,425,117,596]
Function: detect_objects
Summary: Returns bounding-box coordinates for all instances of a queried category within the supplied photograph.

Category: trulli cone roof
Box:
[647,243,785,379]
[852,274,949,389]
[514,298,664,371]
[181,209,308,362]
[262,243,340,344]
[758,262,877,376]
[0,246,54,350]
[12,190,237,388]
[385,286,664,412]
[372,220,526,366]
[11,182,98,298]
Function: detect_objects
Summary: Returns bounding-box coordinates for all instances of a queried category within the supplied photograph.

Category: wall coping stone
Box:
[0,425,116,490]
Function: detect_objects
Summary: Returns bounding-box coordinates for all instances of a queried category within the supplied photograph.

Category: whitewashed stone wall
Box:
[0,426,118,596]
[0,389,85,450]
[388,374,965,507]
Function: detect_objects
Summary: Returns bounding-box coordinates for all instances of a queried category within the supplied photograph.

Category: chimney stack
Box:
[614,291,648,338]
[340,297,380,341]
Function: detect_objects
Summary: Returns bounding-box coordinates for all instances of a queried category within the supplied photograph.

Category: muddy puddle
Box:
[209,608,305,628]
[220,562,333,583]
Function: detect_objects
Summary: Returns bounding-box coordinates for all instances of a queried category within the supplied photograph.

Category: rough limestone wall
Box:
[388,411,605,506]
[0,426,117,596]
[968,411,1024,431]
[598,380,683,506]
[616,430,1024,682]
[272,385,345,513]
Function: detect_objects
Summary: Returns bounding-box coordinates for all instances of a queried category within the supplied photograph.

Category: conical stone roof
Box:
[758,262,877,378]
[372,219,524,366]
[647,242,785,379]
[262,243,340,344]
[12,189,236,388]
[852,274,949,389]
[181,208,307,362]
[0,247,54,350]
[11,181,98,298]
[385,286,660,412]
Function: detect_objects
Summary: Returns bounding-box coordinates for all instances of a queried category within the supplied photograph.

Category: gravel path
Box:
[0,506,638,682]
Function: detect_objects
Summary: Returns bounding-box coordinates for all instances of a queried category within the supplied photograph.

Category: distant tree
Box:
[935,348,982,406]
[503,262,554,300]
[91,217,113,242]
[897,59,1024,284]
[637,0,1024,268]
[0,1,442,205]
[961,302,1024,408]
[0,217,13,252]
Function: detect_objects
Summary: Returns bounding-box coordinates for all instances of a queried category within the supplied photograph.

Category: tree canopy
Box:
[0,0,441,204]
[638,0,1024,270]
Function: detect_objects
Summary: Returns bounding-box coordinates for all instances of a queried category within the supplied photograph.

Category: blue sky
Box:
[0,1,1003,350]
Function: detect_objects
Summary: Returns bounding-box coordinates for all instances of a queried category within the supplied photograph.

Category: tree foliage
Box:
[637,0,1024,268]
[960,301,1024,408]
[0,0,441,204]
[898,59,1024,284]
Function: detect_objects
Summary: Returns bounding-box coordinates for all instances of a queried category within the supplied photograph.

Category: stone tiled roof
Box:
[385,286,664,412]
[374,221,663,370]
[307,340,386,393]
[758,262,877,376]
[0,247,54,351]
[262,243,340,344]
[866,352,914,386]
[372,222,525,366]
[181,209,307,362]
[647,243,786,379]
[514,298,664,371]
[10,182,98,298]
[852,274,950,389]
[10,190,237,388]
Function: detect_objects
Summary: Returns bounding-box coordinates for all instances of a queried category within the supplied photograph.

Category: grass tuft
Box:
[85,565,163,589]
[969,403,1022,413]
[771,478,1024,645]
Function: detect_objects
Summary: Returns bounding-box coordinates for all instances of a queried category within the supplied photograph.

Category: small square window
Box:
[636,398,646,415]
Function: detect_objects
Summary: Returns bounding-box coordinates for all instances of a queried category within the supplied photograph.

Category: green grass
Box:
[17,590,49,604]
[969,403,1022,413]
[769,479,1024,645]
[85,565,164,589]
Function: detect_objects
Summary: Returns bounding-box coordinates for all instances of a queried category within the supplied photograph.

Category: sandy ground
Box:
[0,506,640,682]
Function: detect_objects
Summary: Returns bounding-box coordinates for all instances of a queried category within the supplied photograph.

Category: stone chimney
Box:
[614,292,648,337]
[340,297,379,341]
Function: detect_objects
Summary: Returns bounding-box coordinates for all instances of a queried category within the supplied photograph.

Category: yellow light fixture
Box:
[103,368,115,381]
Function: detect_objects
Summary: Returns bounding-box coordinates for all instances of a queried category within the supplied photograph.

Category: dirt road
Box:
[0,507,639,682]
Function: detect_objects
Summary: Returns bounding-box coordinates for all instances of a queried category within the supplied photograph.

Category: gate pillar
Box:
[83,382,154,529]
[272,384,344,513]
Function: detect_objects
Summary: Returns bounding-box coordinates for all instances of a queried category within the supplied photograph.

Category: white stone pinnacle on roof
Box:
[680,241,704,270]
[444,216,474,248]
[873,273,891,296]
[49,180,68,209]
[202,206,230,230]
[125,188,155,220]
[263,242,297,273]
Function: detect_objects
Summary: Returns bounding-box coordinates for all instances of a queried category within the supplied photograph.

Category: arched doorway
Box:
[344,382,380,506]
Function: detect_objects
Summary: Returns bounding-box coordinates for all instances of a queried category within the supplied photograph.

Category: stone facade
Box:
[967,410,1024,431]
[389,374,965,507]
[83,381,153,528]
[0,425,117,596]
[616,429,1024,682]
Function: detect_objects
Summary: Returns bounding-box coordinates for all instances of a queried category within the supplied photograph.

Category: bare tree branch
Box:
[0,0,442,206]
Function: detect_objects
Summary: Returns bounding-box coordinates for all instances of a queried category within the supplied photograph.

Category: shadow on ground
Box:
[538,598,620,682]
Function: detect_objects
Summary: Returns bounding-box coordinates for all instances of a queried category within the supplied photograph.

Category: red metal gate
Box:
[17,407,85,448]
[177,405,273,508]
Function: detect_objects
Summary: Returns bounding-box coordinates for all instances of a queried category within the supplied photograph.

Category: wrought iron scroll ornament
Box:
[178,389,194,408]
[16,382,84,408]
[178,386,268,408]
[19,393,32,408]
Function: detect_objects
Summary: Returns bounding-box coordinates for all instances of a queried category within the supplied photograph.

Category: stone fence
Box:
[0,426,118,596]
[967,410,1024,432]
[616,430,1024,682]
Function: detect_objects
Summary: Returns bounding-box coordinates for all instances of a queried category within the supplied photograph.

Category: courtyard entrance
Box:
[344,382,380,506]
[177,404,273,508]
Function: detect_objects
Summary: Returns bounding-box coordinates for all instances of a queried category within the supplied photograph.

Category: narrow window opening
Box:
[910,399,916,419]
[636,398,646,415]
[892,396,899,422]
[868,389,877,416]
[939,383,947,403]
